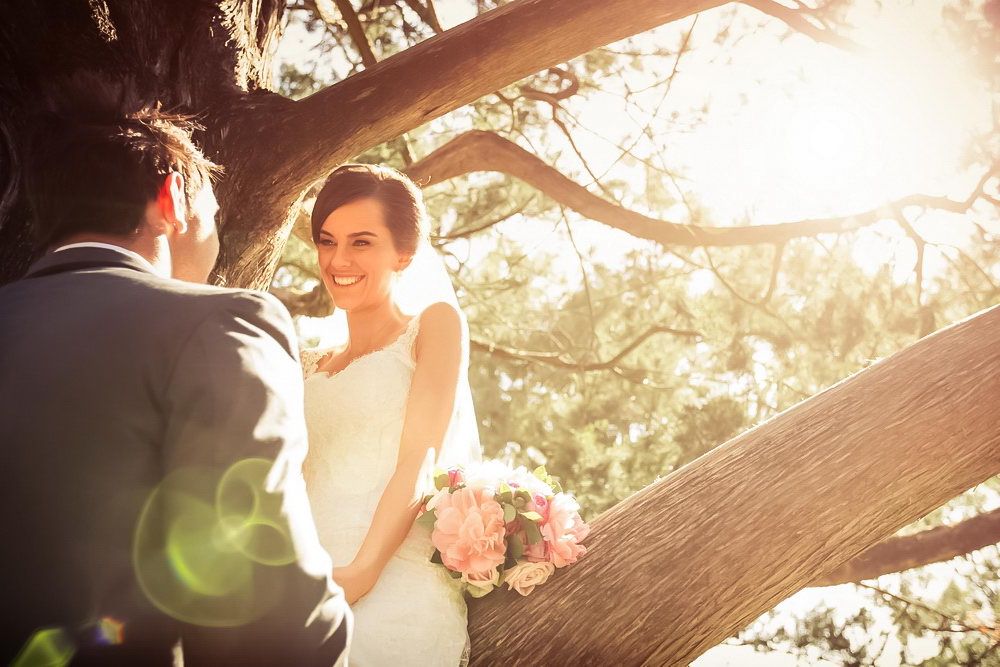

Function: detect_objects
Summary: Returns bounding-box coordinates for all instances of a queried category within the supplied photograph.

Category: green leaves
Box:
[416,509,437,529]
[434,472,450,491]
[507,533,524,561]
[522,519,543,545]
[533,466,562,493]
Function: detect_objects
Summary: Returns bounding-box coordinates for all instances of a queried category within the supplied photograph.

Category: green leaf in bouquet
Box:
[430,549,443,565]
[448,569,462,579]
[523,520,543,545]
[434,472,450,491]
[502,503,516,523]
[416,509,437,528]
[533,465,564,493]
[507,533,524,561]
[520,510,543,522]
[504,553,518,570]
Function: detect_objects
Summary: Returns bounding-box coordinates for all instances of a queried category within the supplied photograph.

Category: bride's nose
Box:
[327,244,352,269]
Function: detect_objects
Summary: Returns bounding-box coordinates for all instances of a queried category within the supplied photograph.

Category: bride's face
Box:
[315,197,410,312]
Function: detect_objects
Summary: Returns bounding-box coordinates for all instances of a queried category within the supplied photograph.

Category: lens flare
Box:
[11,627,74,667]
[94,617,124,646]
[132,458,295,627]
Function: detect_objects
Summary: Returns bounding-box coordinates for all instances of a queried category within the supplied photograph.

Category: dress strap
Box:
[396,313,422,359]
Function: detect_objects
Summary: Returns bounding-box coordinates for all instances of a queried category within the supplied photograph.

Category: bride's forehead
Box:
[320,198,389,234]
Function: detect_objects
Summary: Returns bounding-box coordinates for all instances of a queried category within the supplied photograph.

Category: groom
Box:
[0,103,349,665]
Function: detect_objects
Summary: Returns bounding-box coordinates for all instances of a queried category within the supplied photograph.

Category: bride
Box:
[300,164,481,666]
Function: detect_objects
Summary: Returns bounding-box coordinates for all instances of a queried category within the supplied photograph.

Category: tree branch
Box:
[470,325,701,371]
[401,0,444,33]
[740,0,860,50]
[332,0,378,68]
[263,0,728,196]
[812,507,1000,587]
[406,131,996,247]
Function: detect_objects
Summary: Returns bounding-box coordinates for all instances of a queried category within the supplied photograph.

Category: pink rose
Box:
[541,493,590,568]
[531,494,549,520]
[431,486,507,577]
[447,467,464,488]
[503,560,555,596]
[517,494,552,563]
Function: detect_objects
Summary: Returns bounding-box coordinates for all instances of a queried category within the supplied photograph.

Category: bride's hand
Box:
[333,562,378,605]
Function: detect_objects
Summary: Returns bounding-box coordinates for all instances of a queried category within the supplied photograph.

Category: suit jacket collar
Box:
[24,246,160,280]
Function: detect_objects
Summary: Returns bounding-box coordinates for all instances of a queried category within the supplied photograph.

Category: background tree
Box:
[271,0,1000,662]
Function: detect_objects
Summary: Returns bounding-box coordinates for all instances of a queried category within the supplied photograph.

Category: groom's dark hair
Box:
[23,73,220,250]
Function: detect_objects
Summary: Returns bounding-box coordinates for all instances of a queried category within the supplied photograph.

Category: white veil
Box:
[322,241,482,470]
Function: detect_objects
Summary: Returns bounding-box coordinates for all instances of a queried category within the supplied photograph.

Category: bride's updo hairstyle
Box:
[310,163,429,255]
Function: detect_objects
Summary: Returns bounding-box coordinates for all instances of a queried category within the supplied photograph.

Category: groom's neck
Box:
[53,231,171,278]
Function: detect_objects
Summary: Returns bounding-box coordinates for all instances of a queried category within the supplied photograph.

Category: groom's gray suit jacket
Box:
[0,246,348,666]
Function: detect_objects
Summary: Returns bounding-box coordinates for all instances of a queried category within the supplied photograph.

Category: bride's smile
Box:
[331,274,364,287]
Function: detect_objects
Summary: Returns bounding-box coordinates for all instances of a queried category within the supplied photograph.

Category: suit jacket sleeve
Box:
[161,290,350,666]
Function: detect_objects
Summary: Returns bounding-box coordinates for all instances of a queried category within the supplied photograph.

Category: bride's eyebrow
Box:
[348,231,377,238]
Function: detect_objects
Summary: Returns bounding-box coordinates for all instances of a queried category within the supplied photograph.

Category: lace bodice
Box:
[301,314,470,666]
[301,316,425,556]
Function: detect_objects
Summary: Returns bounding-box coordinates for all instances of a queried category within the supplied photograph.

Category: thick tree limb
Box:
[812,507,1000,587]
[260,0,728,199]
[406,131,997,247]
[468,304,1000,664]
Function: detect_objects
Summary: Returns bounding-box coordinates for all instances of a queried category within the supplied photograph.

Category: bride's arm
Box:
[334,302,464,603]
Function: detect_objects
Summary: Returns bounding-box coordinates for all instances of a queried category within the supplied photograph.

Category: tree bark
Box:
[812,507,1000,587]
[0,0,285,286]
[467,304,1000,665]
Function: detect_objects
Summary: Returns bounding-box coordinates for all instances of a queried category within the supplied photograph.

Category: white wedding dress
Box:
[301,314,470,666]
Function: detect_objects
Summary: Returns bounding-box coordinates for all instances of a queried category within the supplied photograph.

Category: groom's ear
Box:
[154,172,188,234]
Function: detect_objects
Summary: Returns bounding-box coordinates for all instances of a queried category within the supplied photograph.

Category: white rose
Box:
[503,560,555,596]
[461,568,501,598]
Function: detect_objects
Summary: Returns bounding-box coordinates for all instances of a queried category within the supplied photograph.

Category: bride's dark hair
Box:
[310,164,428,254]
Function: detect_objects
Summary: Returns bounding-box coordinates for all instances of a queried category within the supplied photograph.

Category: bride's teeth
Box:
[333,275,363,286]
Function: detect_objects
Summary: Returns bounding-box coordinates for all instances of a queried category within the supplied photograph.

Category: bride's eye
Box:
[319,238,336,247]
[353,240,370,247]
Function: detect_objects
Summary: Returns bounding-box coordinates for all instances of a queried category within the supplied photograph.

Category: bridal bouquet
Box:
[416,461,590,598]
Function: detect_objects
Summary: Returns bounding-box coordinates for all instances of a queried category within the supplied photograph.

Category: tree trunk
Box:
[0,0,285,285]
[0,0,724,288]
[467,304,1000,665]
